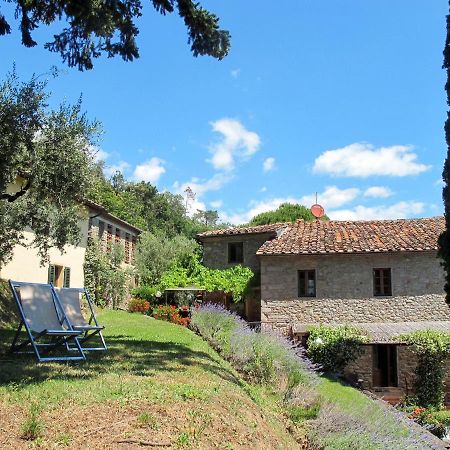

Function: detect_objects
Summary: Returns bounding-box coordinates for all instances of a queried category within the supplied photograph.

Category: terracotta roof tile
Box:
[197,223,287,239]
[256,217,445,255]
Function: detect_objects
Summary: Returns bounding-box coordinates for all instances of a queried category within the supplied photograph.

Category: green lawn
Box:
[0,310,299,449]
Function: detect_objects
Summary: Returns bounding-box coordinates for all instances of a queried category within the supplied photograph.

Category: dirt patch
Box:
[0,392,301,449]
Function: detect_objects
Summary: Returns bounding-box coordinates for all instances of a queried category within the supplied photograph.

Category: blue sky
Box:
[0,1,447,223]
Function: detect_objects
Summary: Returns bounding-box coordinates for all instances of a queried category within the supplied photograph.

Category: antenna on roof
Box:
[310,193,325,220]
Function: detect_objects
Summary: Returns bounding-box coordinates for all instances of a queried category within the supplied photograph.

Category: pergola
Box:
[162,286,206,305]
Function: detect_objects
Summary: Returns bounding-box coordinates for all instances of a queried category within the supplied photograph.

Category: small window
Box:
[228,242,244,263]
[125,233,131,264]
[298,270,316,297]
[106,225,113,253]
[131,237,137,264]
[373,268,392,296]
[98,221,105,239]
[115,227,121,243]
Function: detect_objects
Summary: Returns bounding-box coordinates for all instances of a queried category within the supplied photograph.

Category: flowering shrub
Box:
[307,324,368,374]
[128,297,151,314]
[404,405,450,438]
[190,303,317,389]
[152,305,190,327]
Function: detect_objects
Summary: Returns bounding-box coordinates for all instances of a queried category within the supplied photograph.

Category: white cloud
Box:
[231,68,241,78]
[364,186,393,198]
[88,145,109,162]
[299,186,360,209]
[263,157,276,173]
[133,157,166,184]
[328,201,425,221]
[208,118,261,171]
[173,173,232,215]
[260,186,267,192]
[104,161,131,178]
[210,200,223,209]
[219,186,359,225]
[313,143,430,177]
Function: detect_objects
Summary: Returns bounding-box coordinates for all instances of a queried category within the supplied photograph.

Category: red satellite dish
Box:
[311,204,325,219]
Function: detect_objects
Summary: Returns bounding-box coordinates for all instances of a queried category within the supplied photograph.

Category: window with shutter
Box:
[48,264,56,284]
[63,267,71,288]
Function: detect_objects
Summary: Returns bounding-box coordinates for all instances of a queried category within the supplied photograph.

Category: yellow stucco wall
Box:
[0,217,89,287]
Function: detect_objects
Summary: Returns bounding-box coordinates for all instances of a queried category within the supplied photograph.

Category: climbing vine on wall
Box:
[400,330,450,409]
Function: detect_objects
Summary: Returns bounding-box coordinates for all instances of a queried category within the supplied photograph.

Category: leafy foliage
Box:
[84,237,134,308]
[307,325,368,374]
[0,69,99,267]
[135,230,199,286]
[400,330,450,408]
[0,0,231,70]
[249,202,329,226]
[158,254,254,301]
[131,285,158,301]
[88,167,214,239]
[439,6,450,303]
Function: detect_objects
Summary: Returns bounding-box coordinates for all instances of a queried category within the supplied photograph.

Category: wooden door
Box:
[373,344,398,387]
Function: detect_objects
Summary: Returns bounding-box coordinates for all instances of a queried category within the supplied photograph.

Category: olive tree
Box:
[0,70,100,267]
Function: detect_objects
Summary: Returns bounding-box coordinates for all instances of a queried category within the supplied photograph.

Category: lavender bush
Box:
[308,401,446,450]
[190,303,317,390]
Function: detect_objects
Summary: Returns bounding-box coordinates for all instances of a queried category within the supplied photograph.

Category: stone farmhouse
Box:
[0,200,141,288]
[197,217,450,402]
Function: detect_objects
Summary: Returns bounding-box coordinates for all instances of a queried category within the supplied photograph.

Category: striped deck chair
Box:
[9,280,85,362]
[55,287,107,351]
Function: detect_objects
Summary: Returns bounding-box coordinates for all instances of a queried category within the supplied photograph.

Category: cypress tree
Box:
[439,3,450,303]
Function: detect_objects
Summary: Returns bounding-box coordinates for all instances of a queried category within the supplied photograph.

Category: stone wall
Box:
[261,295,450,333]
[260,251,449,331]
[344,346,373,389]
[261,252,445,300]
[201,233,275,273]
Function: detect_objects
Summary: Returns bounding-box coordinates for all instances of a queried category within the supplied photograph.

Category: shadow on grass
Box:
[0,328,243,390]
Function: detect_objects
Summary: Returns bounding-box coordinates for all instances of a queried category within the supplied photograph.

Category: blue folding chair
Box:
[9,280,85,362]
[55,287,107,351]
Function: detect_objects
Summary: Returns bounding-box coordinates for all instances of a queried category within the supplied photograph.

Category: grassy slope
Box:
[0,310,299,449]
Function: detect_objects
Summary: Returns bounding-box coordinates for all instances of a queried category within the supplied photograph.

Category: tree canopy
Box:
[0,70,99,267]
[88,166,222,239]
[248,202,329,226]
[0,0,231,70]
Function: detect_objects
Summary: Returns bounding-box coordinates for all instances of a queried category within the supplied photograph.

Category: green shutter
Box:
[48,265,56,284]
[63,267,71,288]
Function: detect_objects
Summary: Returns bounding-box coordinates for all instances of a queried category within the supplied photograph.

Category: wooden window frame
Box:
[98,220,105,240]
[125,233,131,264]
[106,225,113,253]
[298,270,316,297]
[373,268,392,296]
[131,237,136,264]
[228,242,244,264]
